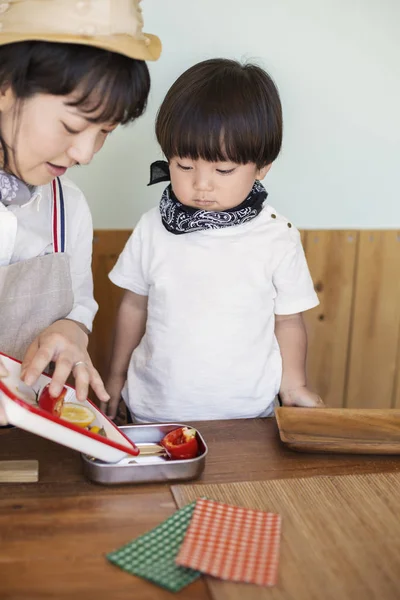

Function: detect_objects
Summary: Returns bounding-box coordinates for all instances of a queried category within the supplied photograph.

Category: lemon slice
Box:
[60,404,95,428]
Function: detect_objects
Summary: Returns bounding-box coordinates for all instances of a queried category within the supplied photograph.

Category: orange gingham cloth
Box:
[175,498,282,586]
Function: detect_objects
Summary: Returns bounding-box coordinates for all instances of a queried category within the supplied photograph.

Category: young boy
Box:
[105,58,323,423]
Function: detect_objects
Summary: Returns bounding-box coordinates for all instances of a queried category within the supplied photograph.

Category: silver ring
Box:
[73,361,88,369]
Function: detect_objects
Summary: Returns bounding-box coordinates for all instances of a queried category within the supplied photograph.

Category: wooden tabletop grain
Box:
[1,418,400,599]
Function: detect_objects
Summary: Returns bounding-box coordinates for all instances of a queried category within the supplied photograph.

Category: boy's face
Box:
[169,158,270,211]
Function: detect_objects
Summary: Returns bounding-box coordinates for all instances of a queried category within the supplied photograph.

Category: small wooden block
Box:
[0,460,39,483]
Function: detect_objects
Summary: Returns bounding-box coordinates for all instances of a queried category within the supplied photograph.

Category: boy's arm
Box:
[101,290,148,418]
[275,313,324,407]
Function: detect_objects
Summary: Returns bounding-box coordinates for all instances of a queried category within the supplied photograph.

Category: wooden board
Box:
[302,231,358,408]
[345,231,400,408]
[172,473,400,600]
[0,460,38,483]
[275,407,400,453]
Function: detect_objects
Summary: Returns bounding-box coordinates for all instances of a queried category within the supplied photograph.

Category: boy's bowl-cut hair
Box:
[156,58,282,169]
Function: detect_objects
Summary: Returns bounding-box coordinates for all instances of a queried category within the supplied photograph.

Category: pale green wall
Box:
[71,0,400,229]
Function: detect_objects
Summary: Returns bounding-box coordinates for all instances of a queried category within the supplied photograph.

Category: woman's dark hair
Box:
[156,59,282,169]
[0,40,150,168]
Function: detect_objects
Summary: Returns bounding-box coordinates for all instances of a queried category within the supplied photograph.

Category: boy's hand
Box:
[0,401,7,425]
[280,386,325,408]
[0,358,8,378]
[101,373,126,419]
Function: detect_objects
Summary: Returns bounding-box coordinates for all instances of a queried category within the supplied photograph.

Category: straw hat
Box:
[0,0,161,61]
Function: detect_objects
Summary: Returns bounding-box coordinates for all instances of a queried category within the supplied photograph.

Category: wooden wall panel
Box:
[393,335,400,409]
[88,230,132,380]
[345,231,400,408]
[89,230,400,409]
[302,231,358,408]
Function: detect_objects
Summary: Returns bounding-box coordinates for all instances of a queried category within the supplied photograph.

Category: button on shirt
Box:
[0,175,98,331]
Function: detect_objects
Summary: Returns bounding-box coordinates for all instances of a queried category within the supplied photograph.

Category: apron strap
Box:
[51,177,66,253]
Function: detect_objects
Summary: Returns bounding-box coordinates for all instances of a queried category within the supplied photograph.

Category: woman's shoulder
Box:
[59,175,89,204]
[41,174,87,200]
[36,176,93,241]
[41,175,91,221]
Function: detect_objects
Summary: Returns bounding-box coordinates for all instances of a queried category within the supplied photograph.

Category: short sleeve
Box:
[273,231,319,315]
[108,220,149,296]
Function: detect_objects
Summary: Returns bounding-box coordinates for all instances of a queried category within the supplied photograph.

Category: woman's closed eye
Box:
[62,123,115,136]
[62,122,82,135]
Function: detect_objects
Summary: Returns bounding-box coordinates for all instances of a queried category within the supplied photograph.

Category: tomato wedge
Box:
[160,426,199,460]
[38,384,67,417]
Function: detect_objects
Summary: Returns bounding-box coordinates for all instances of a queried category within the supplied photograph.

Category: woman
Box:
[0,0,161,424]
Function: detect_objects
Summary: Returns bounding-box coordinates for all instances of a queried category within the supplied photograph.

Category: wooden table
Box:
[1,419,400,599]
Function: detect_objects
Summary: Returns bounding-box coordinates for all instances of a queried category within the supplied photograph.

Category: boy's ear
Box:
[256,163,272,180]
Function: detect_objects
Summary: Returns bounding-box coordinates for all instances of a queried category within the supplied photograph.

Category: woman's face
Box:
[0,87,117,185]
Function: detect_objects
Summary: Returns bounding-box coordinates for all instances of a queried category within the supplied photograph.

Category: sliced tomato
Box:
[38,384,67,417]
[160,426,199,460]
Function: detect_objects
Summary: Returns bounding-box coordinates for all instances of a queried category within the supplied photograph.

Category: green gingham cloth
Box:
[106,501,201,592]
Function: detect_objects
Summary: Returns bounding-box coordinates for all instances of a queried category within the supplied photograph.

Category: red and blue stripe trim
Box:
[52,177,66,253]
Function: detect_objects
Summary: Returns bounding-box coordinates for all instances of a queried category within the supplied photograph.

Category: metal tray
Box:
[81,423,208,485]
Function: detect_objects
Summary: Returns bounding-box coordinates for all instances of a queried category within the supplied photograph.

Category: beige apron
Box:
[0,178,74,361]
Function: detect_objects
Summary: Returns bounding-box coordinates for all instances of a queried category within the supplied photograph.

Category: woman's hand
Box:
[20,319,110,403]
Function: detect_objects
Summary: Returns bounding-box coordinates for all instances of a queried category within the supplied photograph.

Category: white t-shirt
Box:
[109,203,319,422]
[0,175,97,330]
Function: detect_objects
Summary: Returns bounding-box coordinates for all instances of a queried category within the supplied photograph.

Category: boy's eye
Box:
[177,163,193,171]
[216,168,236,174]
